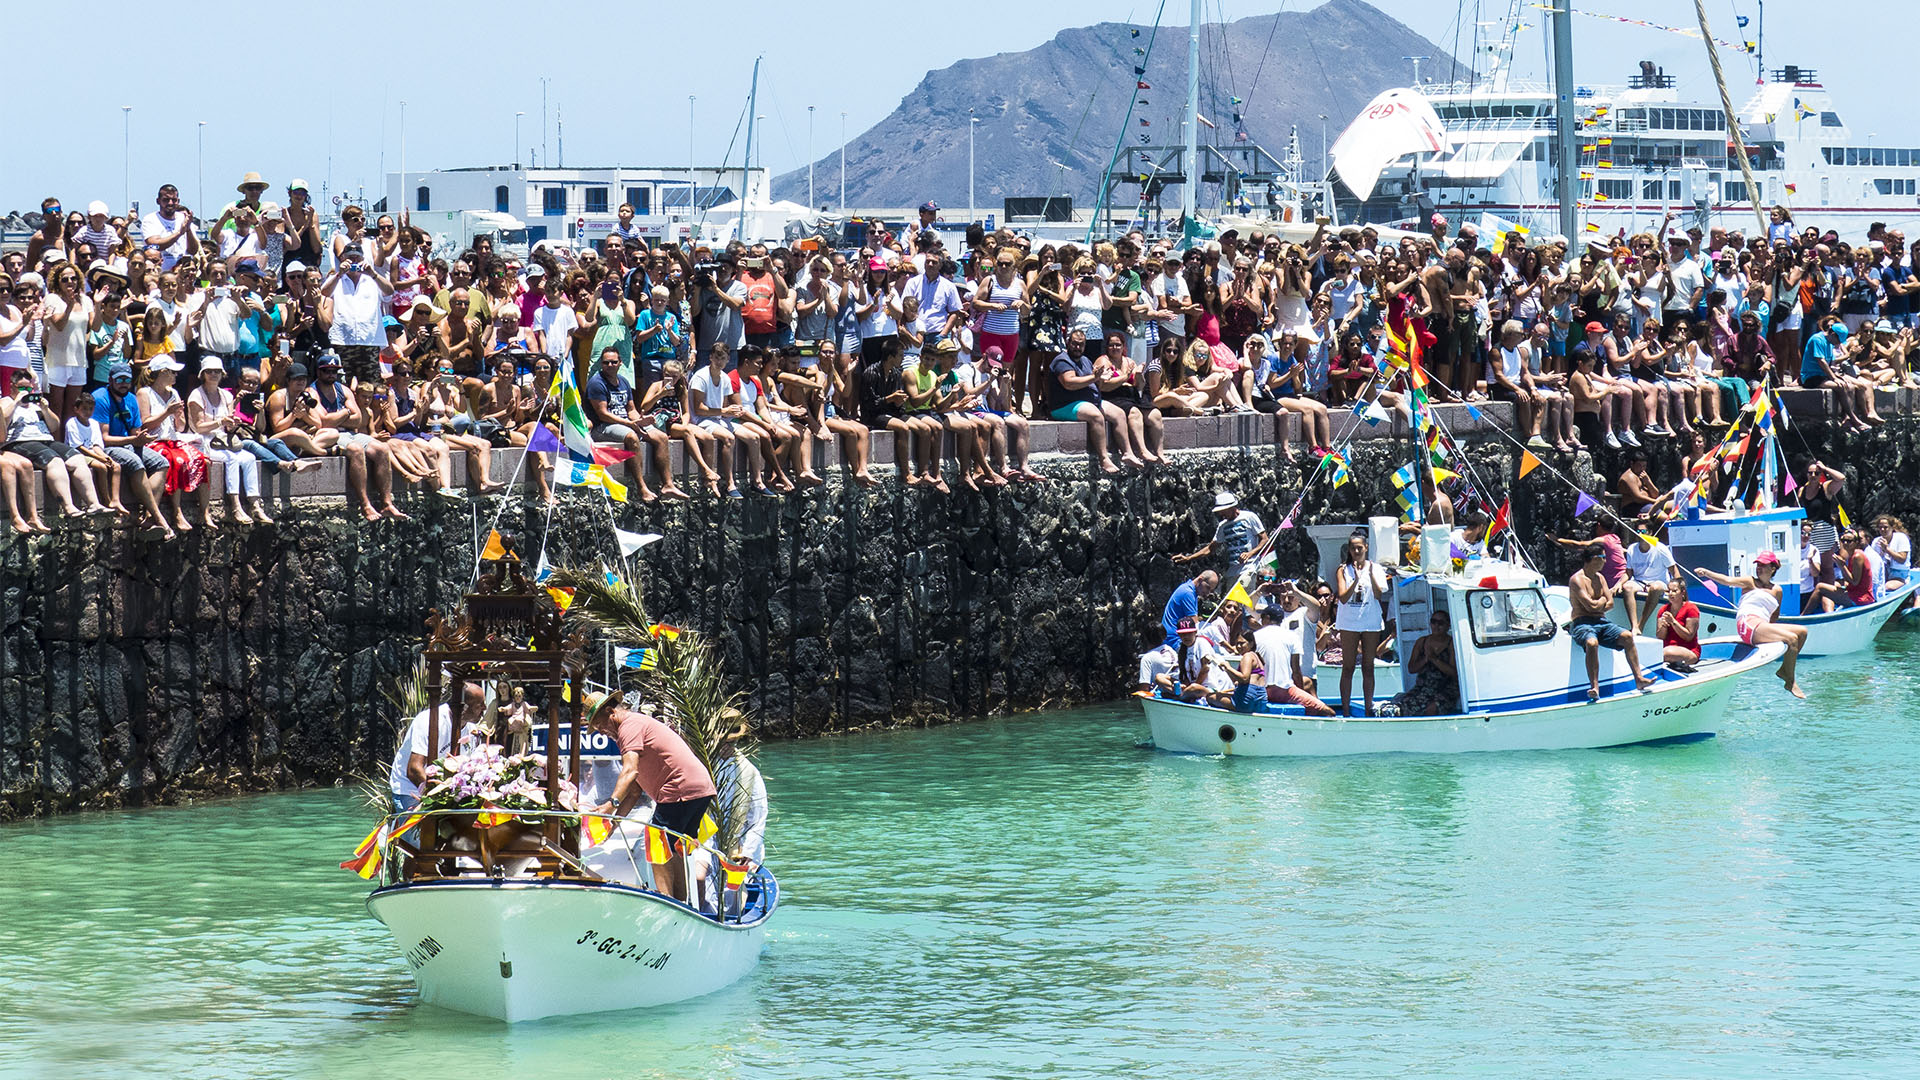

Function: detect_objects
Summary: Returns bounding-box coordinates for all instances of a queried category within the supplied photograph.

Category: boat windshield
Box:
[1466,588,1557,647]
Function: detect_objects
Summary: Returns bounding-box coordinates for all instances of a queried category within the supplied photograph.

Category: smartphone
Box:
[213,286,230,299]
[278,338,291,358]
[601,280,619,303]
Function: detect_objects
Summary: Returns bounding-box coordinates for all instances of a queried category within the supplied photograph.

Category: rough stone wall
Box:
[3,411,1913,817]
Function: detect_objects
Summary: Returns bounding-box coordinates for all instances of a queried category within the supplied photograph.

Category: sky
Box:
[0,0,1889,215]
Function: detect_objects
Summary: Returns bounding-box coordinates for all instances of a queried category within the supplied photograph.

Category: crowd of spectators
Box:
[0,173,1912,534]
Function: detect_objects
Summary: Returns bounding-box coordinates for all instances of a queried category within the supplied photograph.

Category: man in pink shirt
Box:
[584,692,716,903]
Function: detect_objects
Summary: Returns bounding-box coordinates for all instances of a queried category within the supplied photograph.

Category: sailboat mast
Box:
[1550,1,1578,242]
[1182,0,1200,235]
[1692,0,1768,233]
[742,56,761,244]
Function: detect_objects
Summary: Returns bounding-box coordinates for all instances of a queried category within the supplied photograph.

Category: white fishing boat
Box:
[1144,553,1783,757]
[1671,507,1920,657]
[347,554,776,1023]
[367,810,776,1023]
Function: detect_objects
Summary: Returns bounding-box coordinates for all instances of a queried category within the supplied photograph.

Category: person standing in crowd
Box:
[321,246,394,387]
[1332,529,1389,717]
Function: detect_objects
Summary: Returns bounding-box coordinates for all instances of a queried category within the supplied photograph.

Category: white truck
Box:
[411,210,531,261]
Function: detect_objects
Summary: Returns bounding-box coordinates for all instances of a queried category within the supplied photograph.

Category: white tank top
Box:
[1498,343,1524,381]
[1736,583,1779,620]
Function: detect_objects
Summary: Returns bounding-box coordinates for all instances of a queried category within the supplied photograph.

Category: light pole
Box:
[514,111,524,169]
[687,96,696,220]
[197,121,206,212]
[1402,55,1430,86]
[839,111,848,212]
[807,105,815,210]
[399,101,407,213]
[969,111,979,225]
[540,77,550,167]
[1318,114,1328,179]
[121,106,132,212]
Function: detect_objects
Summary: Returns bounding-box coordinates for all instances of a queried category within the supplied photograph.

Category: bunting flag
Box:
[1224,582,1256,609]
[555,349,626,502]
[479,530,507,561]
[546,586,575,612]
[526,423,560,454]
[614,646,660,671]
[720,857,753,889]
[1597,137,1612,146]
[1519,450,1543,479]
[475,807,513,828]
[583,814,616,846]
[1279,513,1294,529]
[1784,182,1797,195]
[1429,467,1459,484]
[1573,491,1598,517]
[1391,462,1419,489]
[1130,26,1140,36]
[340,845,382,879]
[1140,118,1152,127]
[534,550,552,582]
[1837,505,1852,528]
[643,825,674,865]
[1464,403,1484,422]
[648,622,683,640]
[1489,498,1511,540]
[1782,470,1799,495]
[1326,448,1353,488]
[1585,222,1601,233]
[614,528,662,557]
[1773,391,1791,428]
[1703,578,1722,597]
[1137,80,1151,90]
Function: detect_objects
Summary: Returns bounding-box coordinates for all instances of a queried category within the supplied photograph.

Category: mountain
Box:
[772,0,1455,214]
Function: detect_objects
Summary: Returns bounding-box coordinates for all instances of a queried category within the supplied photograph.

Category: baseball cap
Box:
[285,260,307,274]
[287,178,310,193]
[1584,321,1606,334]
[107,363,134,382]
[148,355,184,373]
[286,362,310,380]
[920,201,940,214]
[315,352,342,369]
[524,264,546,278]
[1753,551,1781,567]
[1176,616,1198,635]
[87,200,110,217]
[383,316,403,330]
[869,256,887,272]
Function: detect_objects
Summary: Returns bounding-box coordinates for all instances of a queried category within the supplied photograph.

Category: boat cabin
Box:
[1668,509,1805,611]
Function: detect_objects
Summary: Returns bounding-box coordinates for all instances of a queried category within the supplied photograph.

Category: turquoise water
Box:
[6,632,1920,1079]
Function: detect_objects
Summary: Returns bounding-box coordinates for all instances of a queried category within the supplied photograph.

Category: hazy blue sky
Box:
[1,0,1877,213]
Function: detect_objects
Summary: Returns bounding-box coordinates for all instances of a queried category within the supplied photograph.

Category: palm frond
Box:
[551,563,654,650]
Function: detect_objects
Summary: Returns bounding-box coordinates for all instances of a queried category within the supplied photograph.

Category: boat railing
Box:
[381,807,766,924]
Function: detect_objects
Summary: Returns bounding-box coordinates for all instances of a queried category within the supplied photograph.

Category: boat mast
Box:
[1691,0,1768,232]
[742,56,761,244]
[1182,0,1200,240]
[1549,0,1578,242]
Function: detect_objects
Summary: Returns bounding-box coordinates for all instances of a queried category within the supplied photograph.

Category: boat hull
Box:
[1145,641,1783,757]
[1694,583,1918,657]
[367,879,769,1022]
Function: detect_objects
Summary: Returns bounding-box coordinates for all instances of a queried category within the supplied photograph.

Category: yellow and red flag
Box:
[582,814,616,846]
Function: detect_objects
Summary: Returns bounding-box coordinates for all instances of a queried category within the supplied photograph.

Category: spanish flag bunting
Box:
[1593,192,1609,202]
[1784,182,1797,195]
[479,530,507,561]
[1581,144,1596,152]
[720,858,753,889]
[1225,581,1256,609]
[1597,137,1612,146]
[1597,160,1614,168]
[644,824,674,865]
[582,814,616,846]
[1519,450,1543,479]
[340,845,383,879]
[1584,222,1601,232]
[546,586,576,612]
[1580,171,1595,180]
[647,622,682,640]
[475,806,513,827]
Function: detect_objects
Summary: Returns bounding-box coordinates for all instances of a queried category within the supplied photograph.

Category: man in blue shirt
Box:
[1799,318,1845,386]
[1879,243,1915,329]
[92,363,172,534]
[1139,569,1219,691]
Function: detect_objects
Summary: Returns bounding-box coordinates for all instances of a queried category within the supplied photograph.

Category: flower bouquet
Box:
[419,743,583,825]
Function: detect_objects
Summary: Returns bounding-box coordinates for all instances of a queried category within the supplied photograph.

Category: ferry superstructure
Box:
[1341,61,1919,241]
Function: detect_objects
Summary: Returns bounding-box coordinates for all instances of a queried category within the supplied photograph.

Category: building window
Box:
[495,185,510,213]
[1821,111,1842,128]
[415,186,430,212]
[584,187,608,213]
[542,187,566,214]
[625,187,649,215]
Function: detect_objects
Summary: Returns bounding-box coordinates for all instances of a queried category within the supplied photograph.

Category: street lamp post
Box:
[807,105,815,210]
[1318,114,1328,180]
[514,112,525,169]
[197,121,206,212]
[399,101,407,214]
[688,96,696,222]
[839,111,848,212]
[969,111,979,225]
[121,106,132,212]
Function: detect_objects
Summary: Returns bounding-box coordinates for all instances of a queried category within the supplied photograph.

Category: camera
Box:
[740,256,766,271]
[795,341,819,358]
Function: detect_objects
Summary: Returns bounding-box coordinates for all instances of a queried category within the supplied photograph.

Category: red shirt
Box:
[610,710,716,804]
[1660,600,1701,656]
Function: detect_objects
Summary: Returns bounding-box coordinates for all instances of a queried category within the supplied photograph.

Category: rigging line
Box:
[1244,1,1289,101]
[468,381,559,586]
[1211,0,1239,110]
[759,71,803,177]
[1085,0,1171,243]
[1448,0,1468,86]
[1422,401,1540,575]
[694,91,752,235]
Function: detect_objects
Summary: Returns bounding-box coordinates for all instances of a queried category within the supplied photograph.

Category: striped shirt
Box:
[979,278,1022,336]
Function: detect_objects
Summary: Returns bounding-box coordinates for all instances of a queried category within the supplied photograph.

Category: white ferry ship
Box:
[1341,60,1920,241]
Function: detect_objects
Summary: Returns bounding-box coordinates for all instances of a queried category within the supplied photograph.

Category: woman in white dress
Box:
[1333,530,1389,716]
[186,357,268,524]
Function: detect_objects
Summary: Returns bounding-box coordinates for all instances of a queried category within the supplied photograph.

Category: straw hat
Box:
[236,171,268,193]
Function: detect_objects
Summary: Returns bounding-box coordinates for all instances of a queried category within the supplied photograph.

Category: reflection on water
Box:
[4,633,1920,1078]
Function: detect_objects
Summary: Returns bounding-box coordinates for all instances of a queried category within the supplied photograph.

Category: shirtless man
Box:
[1419,245,1481,400]
[266,362,340,459]
[437,287,486,380]
[1568,543,1655,702]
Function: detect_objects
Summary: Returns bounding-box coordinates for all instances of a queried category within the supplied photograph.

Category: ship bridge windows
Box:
[1873,179,1917,196]
[1822,111,1843,127]
[1648,107,1725,131]
[1828,147,1920,167]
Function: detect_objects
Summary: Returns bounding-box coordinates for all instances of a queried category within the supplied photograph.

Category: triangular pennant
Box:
[1518,451,1543,479]
[479,530,507,561]
[1573,492,1598,517]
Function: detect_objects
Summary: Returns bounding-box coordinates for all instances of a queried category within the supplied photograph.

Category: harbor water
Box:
[6,633,1920,1079]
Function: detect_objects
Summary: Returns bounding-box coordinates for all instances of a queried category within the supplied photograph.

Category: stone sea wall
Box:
[4,396,1917,817]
